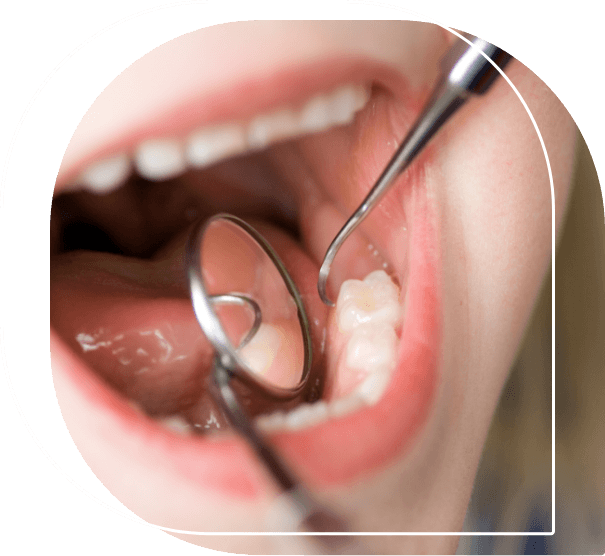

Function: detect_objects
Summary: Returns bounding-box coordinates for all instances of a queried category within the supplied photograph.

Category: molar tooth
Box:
[337,270,401,333]
[256,411,287,432]
[355,371,391,406]
[78,153,131,194]
[328,394,365,418]
[186,123,247,168]
[283,401,329,430]
[238,323,281,378]
[134,138,186,180]
[247,108,299,150]
[345,323,398,374]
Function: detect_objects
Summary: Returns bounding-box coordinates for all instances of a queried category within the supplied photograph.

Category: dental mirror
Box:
[187,213,314,412]
[186,214,365,549]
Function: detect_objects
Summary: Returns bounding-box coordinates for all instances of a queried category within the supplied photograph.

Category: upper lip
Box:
[51,48,441,513]
[55,56,409,191]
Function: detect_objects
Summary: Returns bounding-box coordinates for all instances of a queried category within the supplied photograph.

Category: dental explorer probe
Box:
[318,34,513,306]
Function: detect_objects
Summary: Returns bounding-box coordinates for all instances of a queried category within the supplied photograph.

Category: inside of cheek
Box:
[50,140,331,432]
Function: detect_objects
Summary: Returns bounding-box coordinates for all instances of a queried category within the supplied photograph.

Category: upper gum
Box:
[57,83,372,193]
[166,82,370,151]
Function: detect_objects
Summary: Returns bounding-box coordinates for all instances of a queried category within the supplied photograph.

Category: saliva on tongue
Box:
[50,215,326,436]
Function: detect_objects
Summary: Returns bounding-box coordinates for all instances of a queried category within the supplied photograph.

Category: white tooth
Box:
[258,396,363,432]
[256,411,287,432]
[337,269,401,333]
[356,84,371,110]
[345,323,398,374]
[247,108,299,150]
[329,394,365,418]
[299,92,333,133]
[78,153,131,194]
[157,415,192,435]
[355,371,391,406]
[125,84,369,183]
[329,85,368,125]
[134,138,186,180]
[299,84,369,133]
[284,402,329,430]
[238,323,281,378]
[186,123,247,168]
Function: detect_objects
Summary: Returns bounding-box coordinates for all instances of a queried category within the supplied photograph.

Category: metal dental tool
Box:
[187,214,367,554]
[318,34,513,306]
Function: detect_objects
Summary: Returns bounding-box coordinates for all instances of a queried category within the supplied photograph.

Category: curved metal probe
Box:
[208,293,262,349]
[318,35,513,306]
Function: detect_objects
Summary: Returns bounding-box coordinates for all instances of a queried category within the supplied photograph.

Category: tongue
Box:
[51,253,212,416]
[50,220,329,424]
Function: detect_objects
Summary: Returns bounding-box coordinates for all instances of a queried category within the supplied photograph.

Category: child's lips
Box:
[50,47,443,525]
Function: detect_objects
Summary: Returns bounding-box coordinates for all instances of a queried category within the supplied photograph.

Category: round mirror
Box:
[187,214,312,397]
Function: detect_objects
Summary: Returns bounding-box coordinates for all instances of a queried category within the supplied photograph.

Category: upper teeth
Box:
[186,123,247,168]
[74,83,370,193]
[77,153,131,194]
[135,138,188,181]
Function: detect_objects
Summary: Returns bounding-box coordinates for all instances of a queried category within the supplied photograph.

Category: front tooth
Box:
[78,153,131,194]
[337,270,402,333]
[134,138,186,180]
[186,123,247,168]
[121,83,369,183]
[247,108,299,150]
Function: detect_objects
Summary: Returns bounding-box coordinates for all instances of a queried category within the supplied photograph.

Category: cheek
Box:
[438,62,567,385]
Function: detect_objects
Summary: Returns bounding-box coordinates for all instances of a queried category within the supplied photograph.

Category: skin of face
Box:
[51,21,577,554]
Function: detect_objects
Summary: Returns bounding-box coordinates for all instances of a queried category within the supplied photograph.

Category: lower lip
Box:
[51,176,440,499]
[272,184,440,488]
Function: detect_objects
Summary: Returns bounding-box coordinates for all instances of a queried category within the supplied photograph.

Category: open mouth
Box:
[50,44,441,530]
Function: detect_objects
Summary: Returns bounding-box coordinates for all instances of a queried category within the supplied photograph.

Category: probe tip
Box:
[317,263,335,307]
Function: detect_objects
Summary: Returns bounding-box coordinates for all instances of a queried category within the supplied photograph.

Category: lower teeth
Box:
[157,414,192,435]
[145,269,402,436]
[256,270,402,432]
